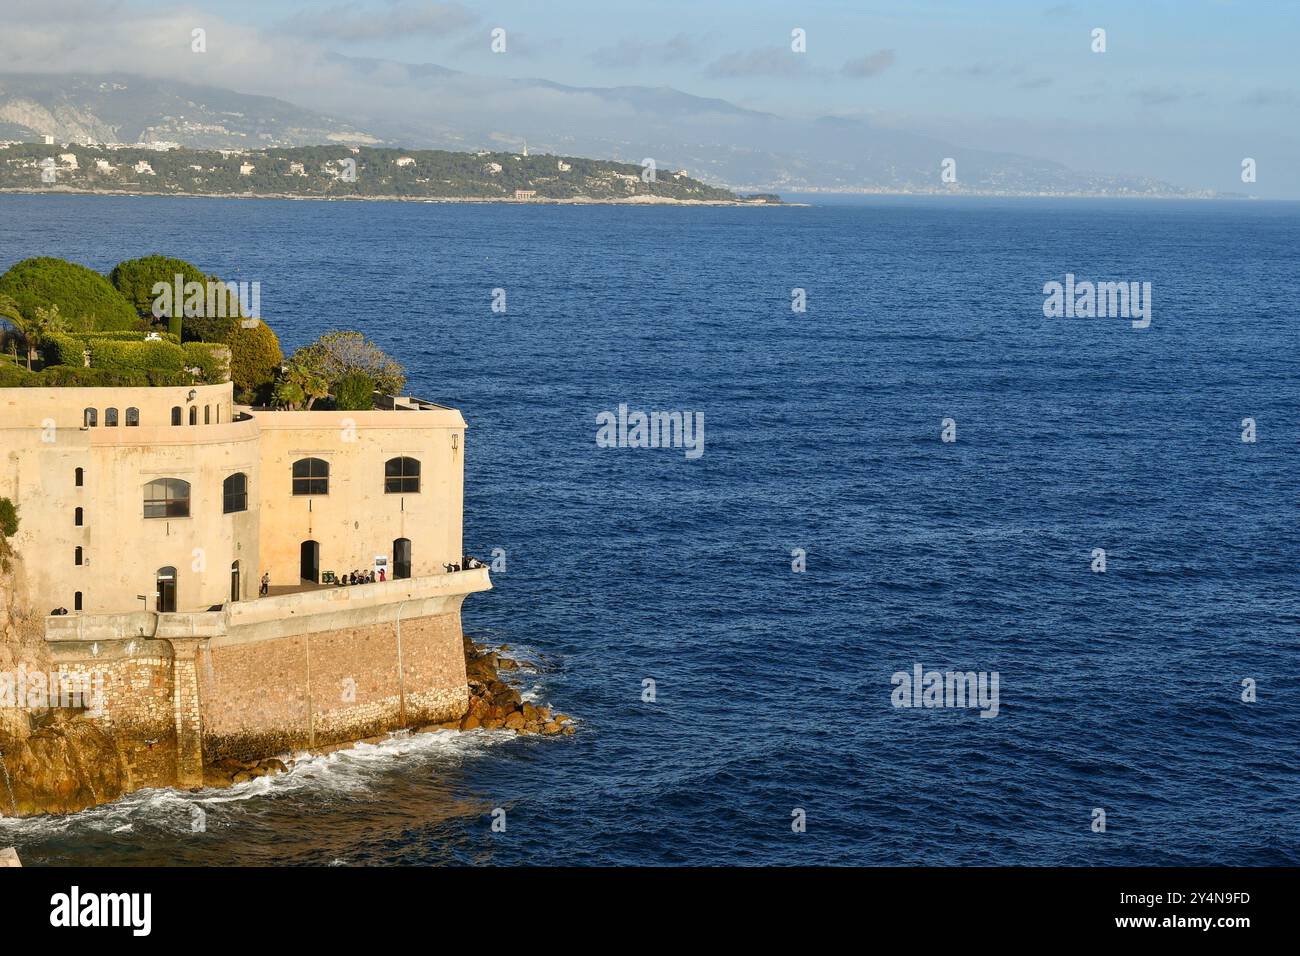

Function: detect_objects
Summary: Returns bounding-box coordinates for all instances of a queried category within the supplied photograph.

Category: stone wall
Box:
[7,568,489,814]
[197,610,468,763]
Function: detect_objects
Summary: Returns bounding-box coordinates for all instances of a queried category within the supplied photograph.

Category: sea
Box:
[1,193,1297,865]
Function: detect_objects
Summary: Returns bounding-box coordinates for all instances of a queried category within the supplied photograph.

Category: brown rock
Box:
[258,758,288,775]
[503,712,525,730]
[562,726,576,735]
[493,687,522,709]
[481,717,504,730]
[460,714,481,731]
[542,722,562,735]
[522,703,540,723]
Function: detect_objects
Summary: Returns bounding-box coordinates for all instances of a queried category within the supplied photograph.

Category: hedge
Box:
[81,330,180,344]
[0,363,191,388]
[85,338,187,375]
[43,332,88,368]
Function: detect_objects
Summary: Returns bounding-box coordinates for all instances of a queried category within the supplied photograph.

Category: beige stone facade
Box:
[0,382,468,615]
[1,383,491,796]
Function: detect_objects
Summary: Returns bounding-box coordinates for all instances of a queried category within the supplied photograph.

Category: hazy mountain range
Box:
[0,69,1211,197]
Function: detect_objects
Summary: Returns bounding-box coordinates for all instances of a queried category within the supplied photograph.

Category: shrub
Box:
[183,342,232,384]
[226,319,282,400]
[334,371,375,410]
[85,338,186,375]
[0,362,28,387]
[42,332,87,367]
[0,364,189,388]
[0,497,17,538]
[0,257,139,331]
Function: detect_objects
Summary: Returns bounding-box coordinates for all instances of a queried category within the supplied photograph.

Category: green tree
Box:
[0,293,22,366]
[275,360,329,410]
[0,257,139,332]
[225,319,283,403]
[334,371,376,410]
[0,497,17,538]
[271,377,306,410]
[109,254,205,318]
[290,330,405,402]
[23,304,69,370]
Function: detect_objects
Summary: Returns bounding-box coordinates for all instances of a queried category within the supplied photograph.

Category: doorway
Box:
[300,540,320,583]
[230,560,241,602]
[156,567,177,612]
[393,538,411,579]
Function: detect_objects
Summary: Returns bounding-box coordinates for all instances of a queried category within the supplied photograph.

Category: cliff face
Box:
[0,540,127,817]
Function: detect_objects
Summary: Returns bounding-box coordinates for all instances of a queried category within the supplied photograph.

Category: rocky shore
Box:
[4,536,570,808]
[436,636,575,736]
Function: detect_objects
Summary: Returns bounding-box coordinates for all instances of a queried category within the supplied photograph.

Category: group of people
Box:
[444,555,486,573]
[323,568,385,586]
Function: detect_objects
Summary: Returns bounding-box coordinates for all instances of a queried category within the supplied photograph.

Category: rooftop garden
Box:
[0,256,404,409]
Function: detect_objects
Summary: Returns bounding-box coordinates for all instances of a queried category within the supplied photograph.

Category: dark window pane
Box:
[292,459,328,495]
[144,478,190,519]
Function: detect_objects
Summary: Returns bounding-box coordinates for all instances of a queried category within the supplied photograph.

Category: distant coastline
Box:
[0,185,790,206]
[0,143,788,206]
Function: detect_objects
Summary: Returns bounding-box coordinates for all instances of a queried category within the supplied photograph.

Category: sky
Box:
[4,0,1299,196]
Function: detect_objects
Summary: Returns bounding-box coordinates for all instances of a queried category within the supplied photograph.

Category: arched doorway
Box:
[156,566,177,612]
[393,538,412,579]
[230,560,241,603]
[300,540,320,584]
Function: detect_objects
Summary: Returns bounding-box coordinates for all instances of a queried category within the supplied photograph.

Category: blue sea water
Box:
[1,194,1297,866]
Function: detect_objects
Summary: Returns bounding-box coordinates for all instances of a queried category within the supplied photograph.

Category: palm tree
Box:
[15,304,68,371]
[0,293,24,368]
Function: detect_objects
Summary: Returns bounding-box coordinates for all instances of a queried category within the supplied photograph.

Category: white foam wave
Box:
[0,726,515,839]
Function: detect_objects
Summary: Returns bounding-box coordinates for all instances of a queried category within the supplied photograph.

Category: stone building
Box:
[0,382,490,794]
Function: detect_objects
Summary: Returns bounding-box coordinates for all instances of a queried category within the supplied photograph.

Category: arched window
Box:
[230,561,241,603]
[384,457,421,494]
[204,405,211,425]
[126,407,140,426]
[171,406,182,426]
[188,406,197,425]
[74,467,84,487]
[292,458,329,496]
[143,478,191,518]
[74,507,83,527]
[74,546,83,566]
[74,591,83,612]
[216,406,221,424]
[104,407,118,427]
[83,408,97,427]
[223,473,248,513]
